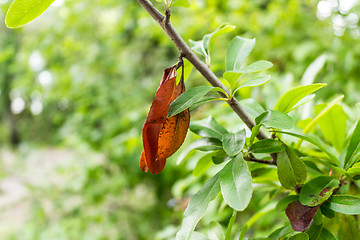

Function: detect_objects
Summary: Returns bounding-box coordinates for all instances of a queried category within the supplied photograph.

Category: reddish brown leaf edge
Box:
[140,64,190,174]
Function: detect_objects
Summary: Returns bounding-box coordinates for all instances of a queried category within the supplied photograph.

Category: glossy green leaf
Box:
[277,146,307,189]
[231,60,273,74]
[347,162,360,177]
[250,139,284,154]
[299,176,339,207]
[323,195,360,215]
[255,110,294,129]
[344,119,360,169]
[193,153,213,177]
[6,0,56,28]
[222,129,246,156]
[176,173,221,240]
[314,104,347,152]
[189,39,206,57]
[226,37,255,72]
[220,154,252,211]
[275,195,299,212]
[168,86,227,117]
[274,131,338,165]
[274,84,326,113]
[190,116,228,140]
[189,97,218,111]
[289,233,309,240]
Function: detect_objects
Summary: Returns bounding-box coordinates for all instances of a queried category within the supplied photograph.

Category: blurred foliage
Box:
[0,0,360,239]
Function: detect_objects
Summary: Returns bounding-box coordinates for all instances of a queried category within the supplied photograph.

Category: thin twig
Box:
[136,0,268,140]
[245,156,277,166]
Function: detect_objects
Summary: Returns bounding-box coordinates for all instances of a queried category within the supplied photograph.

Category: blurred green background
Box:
[0,0,359,239]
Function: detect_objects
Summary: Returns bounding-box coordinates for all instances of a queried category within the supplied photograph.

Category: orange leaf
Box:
[140,65,190,174]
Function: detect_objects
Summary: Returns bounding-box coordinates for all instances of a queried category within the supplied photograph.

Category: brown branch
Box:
[136,0,268,140]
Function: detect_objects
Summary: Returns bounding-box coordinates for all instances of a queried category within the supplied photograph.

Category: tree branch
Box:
[245,156,277,166]
[137,0,268,140]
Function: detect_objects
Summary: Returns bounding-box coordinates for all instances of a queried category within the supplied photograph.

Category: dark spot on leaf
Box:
[319,187,332,197]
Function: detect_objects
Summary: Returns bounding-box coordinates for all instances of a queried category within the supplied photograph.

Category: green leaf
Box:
[276,195,299,212]
[176,173,221,240]
[255,110,294,129]
[189,97,218,111]
[233,75,271,94]
[190,24,235,61]
[319,228,337,240]
[305,223,323,240]
[299,176,339,207]
[277,146,307,189]
[344,119,360,169]
[323,195,360,215]
[274,131,338,165]
[250,139,284,154]
[212,149,230,164]
[6,0,56,28]
[172,0,191,8]
[249,124,262,145]
[226,37,255,72]
[274,84,326,113]
[268,225,293,239]
[168,86,227,117]
[225,211,237,240]
[347,162,360,177]
[289,233,309,240]
[238,225,248,240]
[193,153,213,177]
[229,60,273,74]
[176,59,193,83]
[220,154,253,211]
[176,138,223,165]
[190,116,228,140]
[222,129,246,156]
[238,99,265,118]
[314,103,347,152]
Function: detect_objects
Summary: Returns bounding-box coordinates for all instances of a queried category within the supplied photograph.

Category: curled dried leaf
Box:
[140,65,190,174]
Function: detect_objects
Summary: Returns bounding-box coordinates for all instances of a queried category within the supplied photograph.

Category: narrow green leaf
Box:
[344,118,360,169]
[176,173,221,240]
[6,0,56,28]
[323,195,360,215]
[222,129,246,156]
[226,37,256,72]
[299,176,339,207]
[168,86,227,117]
[276,195,299,212]
[238,225,248,240]
[347,162,360,177]
[225,211,237,240]
[314,104,347,152]
[249,124,262,145]
[220,154,253,211]
[190,116,228,139]
[277,146,307,189]
[274,84,326,113]
[250,139,284,154]
[223,71,242,88]
[274,131,338,165]
[289,233,309,240]
[193,153,213,177]
[255,110,294,129]
[231,60,273,74]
